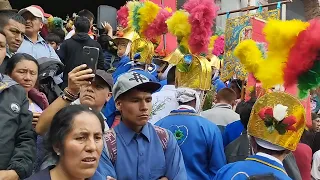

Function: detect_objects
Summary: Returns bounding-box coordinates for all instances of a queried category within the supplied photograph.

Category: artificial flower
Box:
[273,104,288,121]
[282,115,297,126]
[286,125,297,131]
[258,107,273,119]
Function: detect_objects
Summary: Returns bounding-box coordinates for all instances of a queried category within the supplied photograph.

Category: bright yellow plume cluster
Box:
[234,19,309,89]
[138,1,161,35]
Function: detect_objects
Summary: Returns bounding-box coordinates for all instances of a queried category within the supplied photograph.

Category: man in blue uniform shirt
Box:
[214,92,307,180]
[156,87,226,179]
[94,71,187,180]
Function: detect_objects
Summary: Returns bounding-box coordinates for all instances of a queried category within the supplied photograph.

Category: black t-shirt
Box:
[25,166,53,180]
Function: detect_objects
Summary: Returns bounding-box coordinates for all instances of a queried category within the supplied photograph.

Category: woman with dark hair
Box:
[6,53,49,128]
[26,105,105,180]
[6,53,49,173]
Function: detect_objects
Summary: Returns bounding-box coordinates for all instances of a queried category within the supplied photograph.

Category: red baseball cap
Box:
[31,5,52,18]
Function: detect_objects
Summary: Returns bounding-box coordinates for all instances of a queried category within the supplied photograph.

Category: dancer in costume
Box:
[156,0,226,179]
[215,92,306,180]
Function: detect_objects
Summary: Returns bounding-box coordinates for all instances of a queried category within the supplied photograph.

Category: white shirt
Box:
[149,85,179,124]
[200,103,240,126]
[312,150,320,180]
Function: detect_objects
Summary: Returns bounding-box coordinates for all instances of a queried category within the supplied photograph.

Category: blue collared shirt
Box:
[93,122,187,180]
[156,108,226,180]
[17,34,60,60]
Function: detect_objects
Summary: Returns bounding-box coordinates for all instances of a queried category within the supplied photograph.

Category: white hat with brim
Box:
[18,6,44,22]
[255,138,285,151]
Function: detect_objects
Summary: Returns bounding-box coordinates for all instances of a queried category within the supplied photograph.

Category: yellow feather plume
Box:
[165,7,172,13]
[208,36,218,55]
[255,19,309,89]
[166,10,191,40]
[138,1,161,35]
[234,39,263,73]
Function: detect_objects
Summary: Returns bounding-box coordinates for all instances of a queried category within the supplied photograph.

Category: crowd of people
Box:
[0,0,319,180]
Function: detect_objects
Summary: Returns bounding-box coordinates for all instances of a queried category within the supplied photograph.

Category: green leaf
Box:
[176,62,189,73]
[275,123,287,135]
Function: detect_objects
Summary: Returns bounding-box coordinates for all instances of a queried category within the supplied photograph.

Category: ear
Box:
[39,22,44,29]
[115,99,122,111]
[105,92,112,102]
[52,144,60,155]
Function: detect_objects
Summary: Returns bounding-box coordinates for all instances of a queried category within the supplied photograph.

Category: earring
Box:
[57,152,60,156]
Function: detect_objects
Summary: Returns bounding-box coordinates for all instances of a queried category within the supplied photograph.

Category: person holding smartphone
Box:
[57,16,105,90]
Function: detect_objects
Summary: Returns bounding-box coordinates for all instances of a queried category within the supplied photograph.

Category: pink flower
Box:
[282,116,297,126]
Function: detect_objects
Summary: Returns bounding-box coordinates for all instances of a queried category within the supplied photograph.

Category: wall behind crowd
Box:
[10,0,126,19]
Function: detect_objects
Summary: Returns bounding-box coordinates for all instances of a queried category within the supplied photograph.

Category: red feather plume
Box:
[284,19,320,87]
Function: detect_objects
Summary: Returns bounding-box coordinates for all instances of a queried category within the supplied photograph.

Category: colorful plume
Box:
[128,2,143,32]
[284,19,320,98]
[166,10,191,41]
[183,0,219,54]
[144,7,172,41]
[117,5,129,28]
[212,36,224,57]
[234,39,263,74]
[137,1,161,36]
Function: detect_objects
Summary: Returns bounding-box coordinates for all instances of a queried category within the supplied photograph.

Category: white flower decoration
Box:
[273,104,288,121]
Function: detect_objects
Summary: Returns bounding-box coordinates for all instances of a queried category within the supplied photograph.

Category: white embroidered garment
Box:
[149,85,179,125]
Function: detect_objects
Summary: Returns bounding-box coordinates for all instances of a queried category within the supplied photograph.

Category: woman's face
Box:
[10,59,38,92]
[59,112,103,179]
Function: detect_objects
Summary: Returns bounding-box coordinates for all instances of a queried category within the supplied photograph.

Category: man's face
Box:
[3,19,25,53]
[22,12,43,36]
[80,79,111,112]
[0,34,7,65]
[313,118,320,132]
[116,89,152,127]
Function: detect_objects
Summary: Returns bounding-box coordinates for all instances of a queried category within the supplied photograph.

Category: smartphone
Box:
[82,46,99,75]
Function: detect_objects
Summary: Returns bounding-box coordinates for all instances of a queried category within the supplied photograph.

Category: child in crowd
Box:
[46,33,62,51]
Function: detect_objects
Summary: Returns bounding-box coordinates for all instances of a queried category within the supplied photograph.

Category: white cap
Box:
[18,6,44,22]
[255,138,285,151]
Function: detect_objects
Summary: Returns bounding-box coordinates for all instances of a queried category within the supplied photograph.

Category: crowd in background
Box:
[0,2,318,180]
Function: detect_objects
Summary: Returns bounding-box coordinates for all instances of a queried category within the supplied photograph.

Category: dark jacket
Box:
[300,130,320,154]
[0,74,36,179]
[57,32,105,89]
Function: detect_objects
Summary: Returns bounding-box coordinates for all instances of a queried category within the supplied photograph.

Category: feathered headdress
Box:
[183,0,220,55]
[166,0,219,90]
[234,19,309,89]
[47,16,64,31]
[208,35,225,58]
[284,19,320,98]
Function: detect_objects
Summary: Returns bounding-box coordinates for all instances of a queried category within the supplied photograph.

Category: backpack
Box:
[37,58,64,104]
[103,126,169,165]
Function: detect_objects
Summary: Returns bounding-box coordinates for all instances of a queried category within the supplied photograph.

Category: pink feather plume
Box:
[144,8,172,40]
[284,19,320,87]
[212,36,225,56]
[117,5,129,28]
[183,0,220,55]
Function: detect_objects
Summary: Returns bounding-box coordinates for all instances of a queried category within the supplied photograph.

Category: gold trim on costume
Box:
[245,157,287,175]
